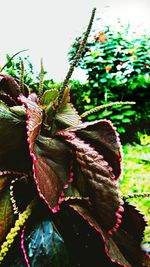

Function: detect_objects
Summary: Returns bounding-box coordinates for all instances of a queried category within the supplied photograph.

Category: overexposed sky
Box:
[0,0,150,82]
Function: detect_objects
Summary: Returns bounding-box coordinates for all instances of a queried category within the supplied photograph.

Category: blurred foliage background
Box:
[1,18,150,244]
[68,20,150,142]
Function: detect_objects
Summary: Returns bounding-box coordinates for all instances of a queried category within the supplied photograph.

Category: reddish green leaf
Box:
[20,95,73,211]
[72,119,122,179]
[58,130,123,231]
[112,228,146,266]
[111,202,148,266]
[33,135,72,210]
[19,95,43,149]
[120,201,147,243]
[43,86,82,128]
[0,75,20,101]
[0,92,17,106]
[56,86,82,127]
[70,203,131,266]
[0,74,29,100]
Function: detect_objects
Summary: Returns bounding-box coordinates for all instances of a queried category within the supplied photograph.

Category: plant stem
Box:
[0,49,28,72]
[20,60,25,94]
[81,101,136,118]
[124,192,150,199]
[39,58,44,97]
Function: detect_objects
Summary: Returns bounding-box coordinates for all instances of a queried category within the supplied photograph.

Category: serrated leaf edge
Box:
[70,204,131,267]
[57,130,124,233]
[19,94,76,214]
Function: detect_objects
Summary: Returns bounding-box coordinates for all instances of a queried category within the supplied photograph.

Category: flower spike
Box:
[20,60,25,94]
[38,58,44,97]
[81,101,136,118]
[124,192,150,199]
[57,8,96,106]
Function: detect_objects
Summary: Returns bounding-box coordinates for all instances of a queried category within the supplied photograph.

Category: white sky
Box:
[0,0,150,82]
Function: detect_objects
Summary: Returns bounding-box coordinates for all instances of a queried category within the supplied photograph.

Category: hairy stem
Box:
[124,192,150,199]
[20,60,25,94]
[39,58,44,97]
[81,101,136,118]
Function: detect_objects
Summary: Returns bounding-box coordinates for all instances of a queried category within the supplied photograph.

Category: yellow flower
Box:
[129,49,135,55]
[94,32,108,43]
[105,65,112,72]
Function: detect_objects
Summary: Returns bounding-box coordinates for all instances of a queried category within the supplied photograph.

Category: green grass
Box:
[120,144,150,243]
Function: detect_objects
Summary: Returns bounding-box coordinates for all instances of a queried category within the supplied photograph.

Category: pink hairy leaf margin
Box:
[19,94,74,213]
[120,201,147,243]
[57,128,124,232]
[70,203,131,267]
[74,119,123,179]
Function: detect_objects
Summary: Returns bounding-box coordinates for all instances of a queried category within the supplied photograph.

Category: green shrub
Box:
[3,54,35,86]
[1,54,60,94]
[68,20,150,139]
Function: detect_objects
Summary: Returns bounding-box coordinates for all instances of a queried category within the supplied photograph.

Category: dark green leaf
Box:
[33,135,72,209]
